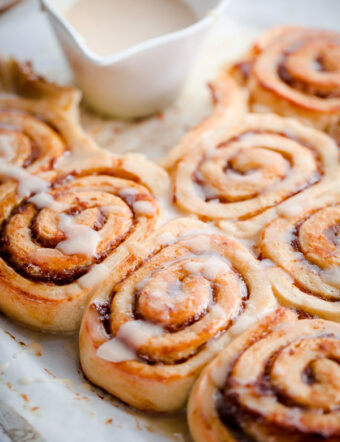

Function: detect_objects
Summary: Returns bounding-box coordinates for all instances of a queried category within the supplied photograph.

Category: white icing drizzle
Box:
[282,225,295,244]
[57,229,100,257]
[209,303,228,320]
[181,234,212,253]
[29,191,62,210]
[208,198,220,204]
[229,306,274,338]
[276,198,306,217]
[118,187,140,198]
[137,276,168,293]
[97,320,163,363]
[211,360,230,388]
[260,258,276,268]
[78,263,110,288]
[118,320,163,347]
[56,213,101,257]
[58,213,87,237]
[133,200,156,216]
[101,204,124,215]
[96,338,137,363]
[0,164,49,198]
[322,267,340,287]
[183,256,230,280]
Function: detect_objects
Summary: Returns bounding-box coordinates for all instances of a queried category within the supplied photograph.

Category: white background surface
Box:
[0,1,339,441]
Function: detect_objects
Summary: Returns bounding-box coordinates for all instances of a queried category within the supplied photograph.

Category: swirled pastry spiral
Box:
[79,218,276,412]
[229,26,340,140]
[0,59,168,332]
[0,171,159,332]
[0,60,75,211]
[165,112,339,238]
[188,307,340,442]
[259,190,340,322]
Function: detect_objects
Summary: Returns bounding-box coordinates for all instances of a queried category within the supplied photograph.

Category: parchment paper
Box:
[0,1,339,440]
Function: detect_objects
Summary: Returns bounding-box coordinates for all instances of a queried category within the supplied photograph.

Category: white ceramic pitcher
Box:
[40,0,228,118]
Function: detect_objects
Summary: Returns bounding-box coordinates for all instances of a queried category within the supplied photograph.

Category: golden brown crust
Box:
[79,217,276,412]
[228,26,340,140]
[188,308,340,442]
[165,112,339,238]
[259,188,340,322]
[0,58,168,332]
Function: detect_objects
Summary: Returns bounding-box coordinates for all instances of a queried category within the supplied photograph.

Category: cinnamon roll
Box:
[188,307,340,442]
[229,26,340,141]
[0,170,159,332]
[166,112,339,237]
[259,190,340,322]
[0,59,167,332]
[0,60,76,210]
[79,218,276,412]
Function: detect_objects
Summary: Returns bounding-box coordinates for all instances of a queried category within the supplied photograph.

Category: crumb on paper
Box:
[4,329,26,346]
[20,393,29,403]
[43,367,54,377]
[12,342,43,359]
[27,342,43,357]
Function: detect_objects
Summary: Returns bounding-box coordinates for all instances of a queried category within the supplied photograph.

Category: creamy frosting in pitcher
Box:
[64,0,196,56]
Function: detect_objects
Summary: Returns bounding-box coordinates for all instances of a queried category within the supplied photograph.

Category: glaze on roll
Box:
[0,58,166,332]
[228,26,340,141]
[259,190,340,322]
[79,218,276,412]
[188,307,340,442]
[165,112,339,238]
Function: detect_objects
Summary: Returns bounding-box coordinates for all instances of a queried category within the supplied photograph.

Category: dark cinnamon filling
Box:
[295,309,316,320]
[326,223,340,247]
[217,341,340,441]
[278,54,340,99]
[133,281,220,333]
[99,248,250,365]
[302,364,317,385]
[95,299,112,336]
[217,391,256,442]
[22,140,40,168]
[0,202,135,285]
